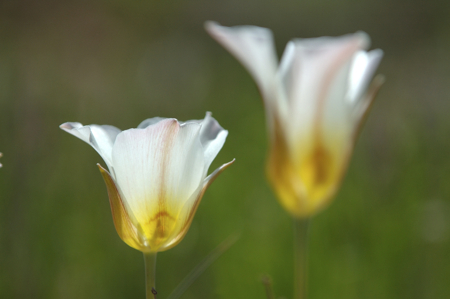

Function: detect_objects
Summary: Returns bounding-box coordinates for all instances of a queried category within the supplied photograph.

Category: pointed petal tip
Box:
[215,158,235,173]
[205,20,220,30]
[97,163,108,173]
[354,31,371,48]
[138,117,179,130]
[218,158,235,169]
[97,163,114,177]
[59,122,79,131]
[205,21,224,37]
[202,158,235,191]
[60,122,87,135]
[371,48,384,59]
[205,21,272,40]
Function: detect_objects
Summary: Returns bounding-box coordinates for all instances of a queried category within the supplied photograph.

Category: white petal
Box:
[277,41,296,96]
[286,32,370,147]
[321,57,354,133]
[60,122,121,170]
[206,21,289,141]
[347,49,384,109]
[205,21,279,105]
[137,117,168,129]
[198,112,228,172]
[351,74,385,131]
[137,112,229,175]
[111,119,206,226]
[138,116,205,129]
[160,159,235,251]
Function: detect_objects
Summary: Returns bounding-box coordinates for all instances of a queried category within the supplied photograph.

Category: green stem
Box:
[144,252,157,299]
[293,218,310,299]
[261,275,275,299]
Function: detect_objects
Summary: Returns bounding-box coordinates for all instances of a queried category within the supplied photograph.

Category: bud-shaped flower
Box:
[61,113,233,252]
[206,22,383,218]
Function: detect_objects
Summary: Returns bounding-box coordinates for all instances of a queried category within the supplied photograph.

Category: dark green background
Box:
[1,0,450,298]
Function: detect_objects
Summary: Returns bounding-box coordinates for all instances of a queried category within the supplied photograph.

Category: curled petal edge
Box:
[97,164,147,252]
[352,74,385,139]
[60,123,121,171]
[160,159,236,251]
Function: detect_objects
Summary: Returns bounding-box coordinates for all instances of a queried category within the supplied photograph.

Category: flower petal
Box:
[137,117,168,129]
[284,32,370,148]
[277,40,296,97]
[159,159,235,251]
[347,49,384,105]
[98,164,146,251]
[352,74,385,136]
[136,113,228,173]
[198,112,228,172]
[111,119,206,251]
[205,22,279,105]
[60,122,121,170]
[320,48,383,171]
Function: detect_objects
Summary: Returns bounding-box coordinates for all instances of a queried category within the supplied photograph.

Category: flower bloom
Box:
[206,22,383,218]
[60,113,233,252]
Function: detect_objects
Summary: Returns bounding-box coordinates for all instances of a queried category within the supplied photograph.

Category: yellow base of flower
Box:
[267,123,344,218]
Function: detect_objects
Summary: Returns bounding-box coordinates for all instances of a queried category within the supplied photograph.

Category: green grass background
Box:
[1,0,450,298]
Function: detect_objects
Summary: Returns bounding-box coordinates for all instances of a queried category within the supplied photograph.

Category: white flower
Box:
[206,22,383,217]
[60,112,233,252]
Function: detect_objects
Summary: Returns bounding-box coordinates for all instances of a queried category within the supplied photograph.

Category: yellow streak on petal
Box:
[97,164,146,251]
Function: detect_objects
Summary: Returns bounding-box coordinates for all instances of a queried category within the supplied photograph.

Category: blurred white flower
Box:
[206,22,383,217]
[60,112,233,252]
[0,152,2,168]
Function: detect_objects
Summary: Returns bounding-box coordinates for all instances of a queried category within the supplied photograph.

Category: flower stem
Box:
[261,275,275,299]
[293,218,310,299]
[144,252,157,299]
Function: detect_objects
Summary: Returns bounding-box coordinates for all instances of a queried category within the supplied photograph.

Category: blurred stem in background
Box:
[294,219,310,299]
[261,275,276,299]
[144,252,157,299]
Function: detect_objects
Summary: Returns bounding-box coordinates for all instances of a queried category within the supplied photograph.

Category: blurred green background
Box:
[1,0,450,298]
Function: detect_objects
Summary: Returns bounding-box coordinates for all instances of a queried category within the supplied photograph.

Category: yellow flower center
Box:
[137,206,180,252]
[267,122,343,218]
[298,141,336,205]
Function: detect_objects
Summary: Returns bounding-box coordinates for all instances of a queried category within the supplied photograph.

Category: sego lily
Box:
[206,22,383,218]
[60,113,232,253]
